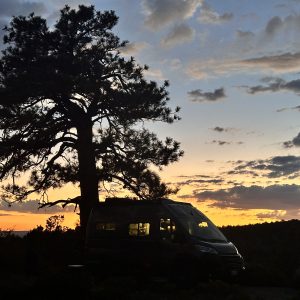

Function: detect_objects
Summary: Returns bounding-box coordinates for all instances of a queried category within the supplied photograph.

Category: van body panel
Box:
[85,198,245,278]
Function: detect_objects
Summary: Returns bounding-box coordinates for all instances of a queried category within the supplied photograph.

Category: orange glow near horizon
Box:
[0,172,297,231]
[0,201,287,231]
[0,211,79,231]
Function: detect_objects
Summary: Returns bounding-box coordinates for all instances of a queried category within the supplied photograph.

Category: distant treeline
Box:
[221,219,300,287]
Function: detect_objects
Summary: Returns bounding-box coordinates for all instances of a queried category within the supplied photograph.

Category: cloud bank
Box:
[187,52,300,79]
[195,184,300,210]
[0,199,76,214]
[228,155,300,179]
[244,76,300,94]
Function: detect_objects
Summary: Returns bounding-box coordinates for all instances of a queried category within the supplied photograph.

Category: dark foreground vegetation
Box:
[1,219,300,300]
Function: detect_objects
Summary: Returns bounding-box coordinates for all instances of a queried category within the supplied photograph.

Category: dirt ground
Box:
[238,286,299,300]
[86,275,300,300]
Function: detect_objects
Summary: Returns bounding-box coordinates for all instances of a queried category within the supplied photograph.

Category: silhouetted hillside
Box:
[221,219,300,286]
[0,220,300,299]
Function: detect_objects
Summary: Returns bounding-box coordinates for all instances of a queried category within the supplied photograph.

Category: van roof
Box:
[97,197,192,207]
[88,198,193,222]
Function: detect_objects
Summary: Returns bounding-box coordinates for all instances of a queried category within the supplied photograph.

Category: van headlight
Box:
[194,245,218,254]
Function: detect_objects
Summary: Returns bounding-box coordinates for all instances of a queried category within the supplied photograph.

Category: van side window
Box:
[96,223,116,231]
[128,223,150,236]
[160,218,176,239]
[95,222,118,237]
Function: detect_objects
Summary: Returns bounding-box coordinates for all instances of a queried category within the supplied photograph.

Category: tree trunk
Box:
[76,120,99,231]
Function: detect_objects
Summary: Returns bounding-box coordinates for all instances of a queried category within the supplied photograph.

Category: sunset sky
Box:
[1,0,300,230]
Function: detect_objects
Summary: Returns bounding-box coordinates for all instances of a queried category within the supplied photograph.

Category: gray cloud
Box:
[241,52,300,73]
[161,23,195,48]
[50,0,90,7]
[187,52,300,80]
[0,20,7,43]
[271,14,300,34]
[227,169,259,177]
[187,12,300,79]
[276,105,300,112]
[211,126,236,133]
[283,132,300,148]
[0,0,46,18]
[233,14,300,54]
[198,3,233,24]
[265,16,283,36]
[236,30,255,39]
[188,87,226,102]
[257,14,300,45]
[142,0,202,30]
[211,140,243,146]
[213,126,226,132]
[211,140,230,146]
[275,3,288,9]
[256,210,286,220]
[177,178,224,187]
[195,184,300,210]
[0,199,76,214]
[177,174,212,179]
[245,77,300,94]
[230,155,300,178]
[290,133,300,146]
[174,173,228,188]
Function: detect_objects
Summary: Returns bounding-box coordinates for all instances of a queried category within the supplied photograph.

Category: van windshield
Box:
[167,204,227,242]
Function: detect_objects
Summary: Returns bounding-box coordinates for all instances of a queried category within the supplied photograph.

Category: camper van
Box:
[85,198,245,279]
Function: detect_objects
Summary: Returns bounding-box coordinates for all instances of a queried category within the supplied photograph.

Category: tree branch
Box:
[39,195,81,210]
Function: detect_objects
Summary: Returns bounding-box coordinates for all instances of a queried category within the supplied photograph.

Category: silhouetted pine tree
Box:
[0,5,183,229]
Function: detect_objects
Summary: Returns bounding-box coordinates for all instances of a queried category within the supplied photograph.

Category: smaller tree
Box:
[45,215,65,232]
